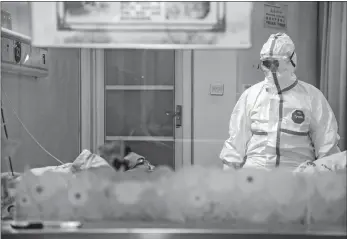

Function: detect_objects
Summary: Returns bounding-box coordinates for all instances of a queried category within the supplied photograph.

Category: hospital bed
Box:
[1,220,346,239]
[1,151,346,239]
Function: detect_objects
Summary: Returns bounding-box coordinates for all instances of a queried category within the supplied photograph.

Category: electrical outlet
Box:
[210,83,224,96]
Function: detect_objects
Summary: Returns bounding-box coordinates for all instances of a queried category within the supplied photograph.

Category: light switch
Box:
[210,84,224,96]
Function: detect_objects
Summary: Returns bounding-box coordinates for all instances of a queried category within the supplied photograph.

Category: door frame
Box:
[80,49,192,170]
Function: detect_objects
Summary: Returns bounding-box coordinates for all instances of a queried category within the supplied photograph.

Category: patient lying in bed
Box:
[97,141,155,172]
[1,141,156,220]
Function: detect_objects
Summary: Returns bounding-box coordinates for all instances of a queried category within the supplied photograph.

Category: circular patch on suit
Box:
[292,110,305,124]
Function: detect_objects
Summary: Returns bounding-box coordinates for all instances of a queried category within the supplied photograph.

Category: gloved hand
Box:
[294,151,346,173]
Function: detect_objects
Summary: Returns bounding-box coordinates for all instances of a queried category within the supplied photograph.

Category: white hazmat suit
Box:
[220,33,341,170]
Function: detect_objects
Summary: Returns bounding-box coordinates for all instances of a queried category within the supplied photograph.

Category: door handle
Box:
[175,105,182,128]
[165,105,182,128]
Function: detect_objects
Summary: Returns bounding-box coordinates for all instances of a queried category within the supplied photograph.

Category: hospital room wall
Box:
[1,52,81,173]
[192,2,318,167]
[1,3,80,172]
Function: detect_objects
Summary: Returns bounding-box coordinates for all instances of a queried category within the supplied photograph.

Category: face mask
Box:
[260,58,295,88]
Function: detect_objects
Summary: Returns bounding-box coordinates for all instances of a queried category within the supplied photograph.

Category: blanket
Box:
[1,149,153,220]
[2,150,345,221]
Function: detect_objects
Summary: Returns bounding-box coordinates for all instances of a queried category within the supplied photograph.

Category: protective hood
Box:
[260,33,298,90]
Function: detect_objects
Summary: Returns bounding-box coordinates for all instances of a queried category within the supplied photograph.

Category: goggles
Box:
[259,52,296,69]
[262,59,279,69]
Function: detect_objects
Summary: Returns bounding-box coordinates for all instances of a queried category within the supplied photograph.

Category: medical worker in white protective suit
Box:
[220,33,341,171]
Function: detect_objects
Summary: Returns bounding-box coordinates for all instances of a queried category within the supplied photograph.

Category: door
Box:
[80,49,192,170]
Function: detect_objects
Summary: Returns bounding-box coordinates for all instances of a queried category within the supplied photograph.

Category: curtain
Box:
[317,2,347,151]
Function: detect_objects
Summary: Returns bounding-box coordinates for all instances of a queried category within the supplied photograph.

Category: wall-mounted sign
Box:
[264,3,288,30]
[31,2,253,49]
